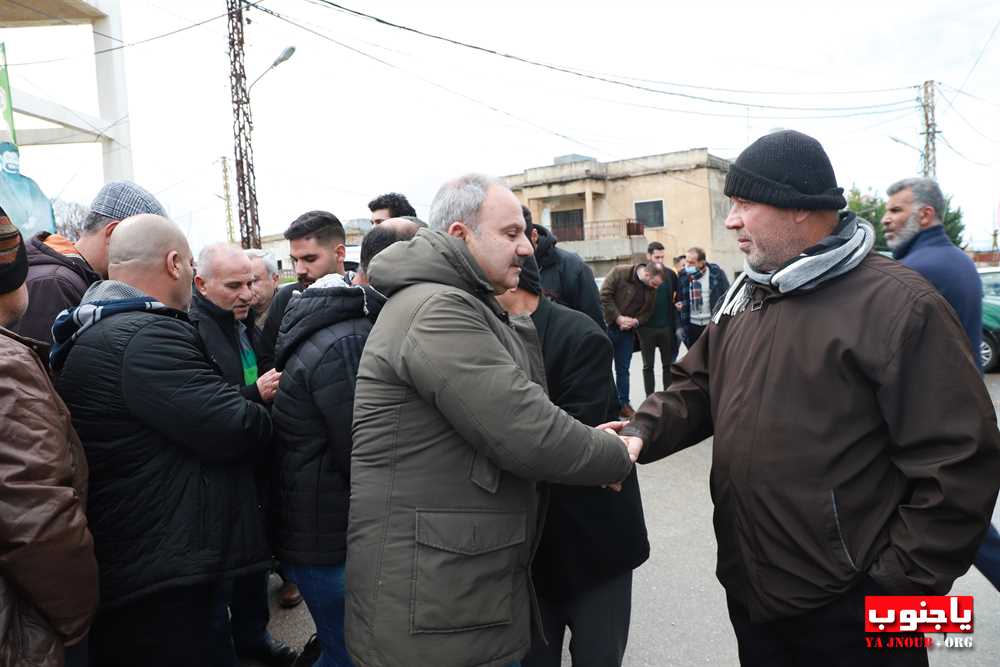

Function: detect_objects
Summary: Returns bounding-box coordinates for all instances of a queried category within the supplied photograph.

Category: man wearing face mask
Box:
[677,246,729,349]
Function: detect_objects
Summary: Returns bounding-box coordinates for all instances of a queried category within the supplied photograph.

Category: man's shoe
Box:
[293,635,322,667]
[236,637,299,667]
[620,403,636,419]
[278,580,303,609]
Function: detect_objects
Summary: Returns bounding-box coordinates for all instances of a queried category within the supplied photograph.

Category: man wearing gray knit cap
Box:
[606,130,1000,666]
[12,180,166,342]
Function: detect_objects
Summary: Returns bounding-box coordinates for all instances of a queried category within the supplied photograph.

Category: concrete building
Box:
[0,1,133,182]
[503,149,737,277]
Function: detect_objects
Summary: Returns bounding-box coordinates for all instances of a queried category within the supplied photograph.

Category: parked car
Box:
[979,268,1000,372]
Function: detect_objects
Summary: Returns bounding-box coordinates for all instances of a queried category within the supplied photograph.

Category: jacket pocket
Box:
[827,490,859,573]
[411,510,526,634]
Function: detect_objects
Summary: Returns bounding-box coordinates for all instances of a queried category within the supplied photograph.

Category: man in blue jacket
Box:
[883,176,1000,592]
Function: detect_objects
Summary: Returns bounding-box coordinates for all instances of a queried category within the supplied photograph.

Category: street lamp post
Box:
[249,46,296,93]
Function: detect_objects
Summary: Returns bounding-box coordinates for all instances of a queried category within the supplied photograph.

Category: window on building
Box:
[277,259,283,271]
[551,209,584,242]
[634,200,665,229]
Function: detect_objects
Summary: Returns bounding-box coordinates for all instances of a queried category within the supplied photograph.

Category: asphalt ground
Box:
[253,353,1000,666]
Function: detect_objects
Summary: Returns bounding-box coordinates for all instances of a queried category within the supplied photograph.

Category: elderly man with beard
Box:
[607,131,1000,667]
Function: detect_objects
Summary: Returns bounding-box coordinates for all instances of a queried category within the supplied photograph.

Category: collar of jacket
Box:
[27,231,101,283]
[0,325,51,370]
[892,224,949,260]
[275,284,387,369]
[529,295,555,340]
[189,287,256,333]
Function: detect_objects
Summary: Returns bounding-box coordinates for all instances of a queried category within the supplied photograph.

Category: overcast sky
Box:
[1,0,998,253]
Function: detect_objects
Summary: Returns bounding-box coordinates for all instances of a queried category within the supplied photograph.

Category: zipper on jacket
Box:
[830,490,859,572]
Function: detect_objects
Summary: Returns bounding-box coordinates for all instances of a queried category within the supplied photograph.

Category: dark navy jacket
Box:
[894,225,982,369]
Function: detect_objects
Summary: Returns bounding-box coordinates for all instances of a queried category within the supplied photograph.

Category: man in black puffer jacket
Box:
[271,219,414,665]
[189,243,295,667]
[52,215,273,667]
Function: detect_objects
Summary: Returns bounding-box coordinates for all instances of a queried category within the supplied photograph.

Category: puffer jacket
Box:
[0,328,97,667]
[623,251,1000,622]
[346,229,633,667]
[271,282,385,565]
[54,281,273,609]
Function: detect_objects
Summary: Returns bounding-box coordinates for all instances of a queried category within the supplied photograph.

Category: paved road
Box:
[256,354,1000,666]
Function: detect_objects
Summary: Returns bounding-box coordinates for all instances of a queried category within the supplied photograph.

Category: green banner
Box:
[0,44,16,146]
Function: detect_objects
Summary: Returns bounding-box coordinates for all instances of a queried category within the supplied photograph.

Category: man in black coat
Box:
[497,256,649,667]
[189,243,295,667]
[51,215,273,667]
[524,208,604,331]
[271,219,416,665]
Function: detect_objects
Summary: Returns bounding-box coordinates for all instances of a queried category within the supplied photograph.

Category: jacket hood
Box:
[367,228,500,303]
[274,283,386,368]
[27,232,100,283]
[50,280,184,371]
[533,225,558,266]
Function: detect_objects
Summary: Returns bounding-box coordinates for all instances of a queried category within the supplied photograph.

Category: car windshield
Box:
[982,272,1000,298]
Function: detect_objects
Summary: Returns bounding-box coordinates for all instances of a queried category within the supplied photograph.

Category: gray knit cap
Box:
[90,180,167,221]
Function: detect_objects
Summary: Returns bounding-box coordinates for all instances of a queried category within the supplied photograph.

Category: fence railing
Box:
[580,219,645,240]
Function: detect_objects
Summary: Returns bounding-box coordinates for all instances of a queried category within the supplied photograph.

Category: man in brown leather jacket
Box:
[0,214,97,667]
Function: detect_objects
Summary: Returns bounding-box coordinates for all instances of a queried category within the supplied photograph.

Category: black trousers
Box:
[89,583,219,667]
[523,569,632,667]
[637,326,674,396]
[727,578,929,667]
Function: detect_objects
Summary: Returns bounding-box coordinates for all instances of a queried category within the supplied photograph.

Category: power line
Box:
[939,83,1000,108]
[939,133,995,167]
[4,0,125,44]
[936,83,999,143]
[252,3,601,153]
[299,0,917,113]
[951,15,1000,103]
[588,96,919,121]
[6,1,269,67]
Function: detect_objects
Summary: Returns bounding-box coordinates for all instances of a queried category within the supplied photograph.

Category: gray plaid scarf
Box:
[713,214,875,324]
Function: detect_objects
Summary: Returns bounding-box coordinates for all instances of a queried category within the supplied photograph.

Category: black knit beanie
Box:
[724,130,846,210]
[518,255,542,296]
[0,210,27,295]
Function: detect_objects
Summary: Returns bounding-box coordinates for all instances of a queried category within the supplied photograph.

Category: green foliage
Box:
[845,185,966,251]
[846,186,888,251]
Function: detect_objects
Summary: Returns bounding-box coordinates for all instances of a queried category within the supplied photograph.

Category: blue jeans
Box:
[608,326,633,408]
[284,563,352,667]
[974,523,1000,590]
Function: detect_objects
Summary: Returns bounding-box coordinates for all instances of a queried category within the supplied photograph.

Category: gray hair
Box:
[197,242,245,280]
[887,177,945,222]
[245,248,279,277]
[428,173,505,232]
[81,211,116,235]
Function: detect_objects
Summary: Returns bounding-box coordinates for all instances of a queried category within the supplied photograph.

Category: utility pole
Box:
[921,80,938,179]
[226,0,260,249]
[220,156,235,243]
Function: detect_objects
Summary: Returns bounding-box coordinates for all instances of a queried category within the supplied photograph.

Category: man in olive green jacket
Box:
[347,174,636,667]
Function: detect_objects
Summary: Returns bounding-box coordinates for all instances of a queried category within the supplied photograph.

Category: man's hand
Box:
[256,368,282,402]
[596,420,628,433]
[615,315,638,330]
[621,435,644,463]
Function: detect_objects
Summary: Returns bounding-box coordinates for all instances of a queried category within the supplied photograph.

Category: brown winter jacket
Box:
[346,230,634,667]
[12,233,100,344]
[600,263,658,327]
[0,328,98,666]
[622,253,1000,622]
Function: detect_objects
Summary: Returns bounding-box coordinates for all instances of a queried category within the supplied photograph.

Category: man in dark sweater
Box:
[498,256,648,667]
[883,176,1000,592]
[638,241,679,396]
[190,243,294,667]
